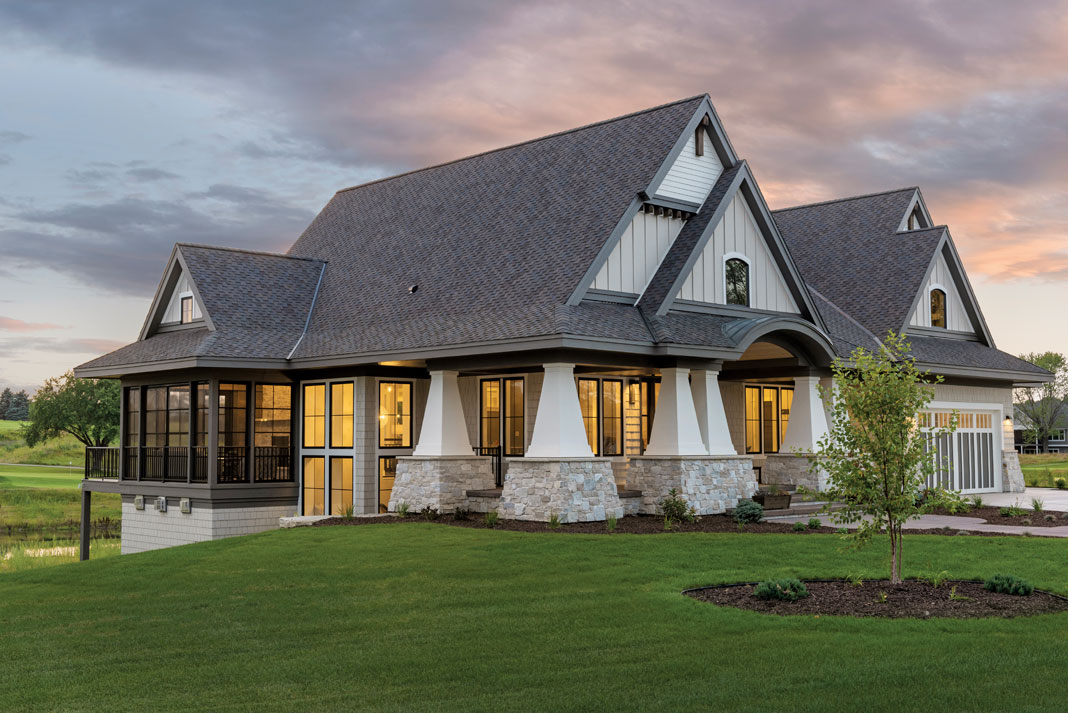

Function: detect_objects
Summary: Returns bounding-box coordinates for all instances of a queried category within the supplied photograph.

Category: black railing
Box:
[473,445,503,487]
[254,446,292,482]
[192,446,209,483]
[85,447,120,479]
[142,446,190,482]
[123,446,139,480]
[217,446,248,483]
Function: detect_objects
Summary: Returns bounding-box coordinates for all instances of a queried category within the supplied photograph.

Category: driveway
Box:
[982,487,1068,511]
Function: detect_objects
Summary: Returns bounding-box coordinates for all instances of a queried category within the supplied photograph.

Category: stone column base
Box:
[389,456,495,513]
[627,455,756,515]
[499,458,623,523]
[762,454,828,492]
[1002,450,1025,493]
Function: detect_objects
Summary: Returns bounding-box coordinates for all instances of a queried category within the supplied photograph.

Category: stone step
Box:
[763,501,843,518]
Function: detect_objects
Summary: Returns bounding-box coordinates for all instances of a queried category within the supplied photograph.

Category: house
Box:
[1013,410,1068,454]
[74,94,1051,556]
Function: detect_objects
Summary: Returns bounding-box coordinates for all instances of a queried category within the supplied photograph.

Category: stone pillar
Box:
[525,363,594,458]
[413,370,472,456]
[781,376,829,453]
[644,367,707,456]
[691,368,737,456]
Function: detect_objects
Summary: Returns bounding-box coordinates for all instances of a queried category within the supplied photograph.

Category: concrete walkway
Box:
[982,487,1068,511]
[771,510,1068,538]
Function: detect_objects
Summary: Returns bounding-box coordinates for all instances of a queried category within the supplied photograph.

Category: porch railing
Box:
[473,446,503,487]
[253,447,292,482]
[217,446,248,483]
[85,447,120,479]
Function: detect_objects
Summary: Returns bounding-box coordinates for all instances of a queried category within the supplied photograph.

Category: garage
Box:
[919,406,1002,494]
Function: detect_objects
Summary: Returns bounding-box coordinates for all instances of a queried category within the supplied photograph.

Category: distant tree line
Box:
[0,387,31,421]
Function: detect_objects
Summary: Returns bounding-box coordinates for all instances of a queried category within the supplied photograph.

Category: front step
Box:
[763,501,843,518]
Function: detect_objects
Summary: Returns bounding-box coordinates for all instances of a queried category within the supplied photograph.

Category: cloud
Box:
[0,130,30,146]
[126,167,180,181]
[0,336,126,359]
[0,316,65,332]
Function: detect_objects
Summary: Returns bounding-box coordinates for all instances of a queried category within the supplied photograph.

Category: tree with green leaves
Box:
[5,390,30,421]
[0,387,12,420]
[1014,352,1067,453]
[22,372,120,448]
[812,332,955,584]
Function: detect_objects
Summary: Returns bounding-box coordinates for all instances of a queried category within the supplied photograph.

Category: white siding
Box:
[591,206,686,295]
[675,193,799,313]
[161,272,203,324]
[652,129,724,206]
[909,251,974,332]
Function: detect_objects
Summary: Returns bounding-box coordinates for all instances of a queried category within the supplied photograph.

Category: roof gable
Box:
[138,246,214,340]
[902,231,994,345]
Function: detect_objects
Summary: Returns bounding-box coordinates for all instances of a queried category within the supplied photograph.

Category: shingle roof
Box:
[905,335,1049,376]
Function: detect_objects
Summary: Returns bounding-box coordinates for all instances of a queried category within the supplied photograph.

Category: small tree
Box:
[0,387,12,420]
[6,390,30,421]
[813,333,954,584]
[1014,352,1067,453]
[22,372,120,448]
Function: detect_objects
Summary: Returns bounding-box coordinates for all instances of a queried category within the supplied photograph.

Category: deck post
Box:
[79,488,91,562]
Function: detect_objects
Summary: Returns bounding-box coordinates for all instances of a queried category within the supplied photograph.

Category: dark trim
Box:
[576,377,601,457]
[582,289,638,305]
[156,320,206,333]
[906,326,981,341]
[301,382,327,449]
[377,380,414,450]
[566,196,644,306]
[670,300,804,320]
[640,195,701,214]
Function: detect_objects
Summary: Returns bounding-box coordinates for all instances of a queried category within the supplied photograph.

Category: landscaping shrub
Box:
[753,578,809,601]
[970,495,984,508]
[396,502,410,518]
[658,488,696,525]
[732,500,764,524]
[791,521,806,532]
[453,507,470,521]
[1031,497,1044,513]
[807,517,822,530]
[984,574,1034,596]
[420,506,440,521]
[1056,477,1067,490]
[484,511,499,528]
[999,505,1026,517]
[547,512,561,530]
[605,516,617,532]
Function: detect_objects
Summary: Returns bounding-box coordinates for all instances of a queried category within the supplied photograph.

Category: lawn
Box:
[0,420,89,467]
[0,463,120,529]
[1,525,1066,712]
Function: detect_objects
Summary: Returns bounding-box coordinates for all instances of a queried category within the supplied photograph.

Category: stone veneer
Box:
[120,497,296,554]
[389,456,496,513]
[761,454,828,492]
[498,458,623,523]
[627,456,756,515]
[1002,450,1025,493]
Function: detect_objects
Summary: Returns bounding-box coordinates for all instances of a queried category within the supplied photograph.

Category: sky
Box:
[0,0,1066,393]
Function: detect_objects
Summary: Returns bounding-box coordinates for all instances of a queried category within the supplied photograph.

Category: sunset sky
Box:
[1,0,1066,392]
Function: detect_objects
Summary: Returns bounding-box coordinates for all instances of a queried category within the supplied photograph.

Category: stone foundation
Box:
[1002,450,1025,493]
[627,456,756,515]
[120,497,296,554]
[761,454,828,492]
[389,456,496,513]
[498,458,623,523]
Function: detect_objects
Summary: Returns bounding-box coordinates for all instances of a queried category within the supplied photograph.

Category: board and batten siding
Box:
[591,206,686,295]
[651,130,724,206]
[909,251,975,332]
[675,193,799,313]
[161,272,203,323]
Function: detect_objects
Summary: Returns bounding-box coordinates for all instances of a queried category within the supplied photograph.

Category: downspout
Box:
[287,262,326,361]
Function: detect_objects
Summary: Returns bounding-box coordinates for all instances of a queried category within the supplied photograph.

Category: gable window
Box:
[180,295,194,324]
[930,288,947,328]
[724,256,750,306]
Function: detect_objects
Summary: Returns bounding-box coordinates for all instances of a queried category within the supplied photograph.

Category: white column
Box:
[525,363,595,458]
[644,368,707,456]
[412,370,472,456]
[781,376,830,453]
[691,368,738,455]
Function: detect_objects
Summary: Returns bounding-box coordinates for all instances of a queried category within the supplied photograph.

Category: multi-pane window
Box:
[480,378,525,456]
[330,457,353,515]
[725,257,749,306]
[578,378,599,455]
[180,295,194,324]
[303,456,325,516]
[378,382,412,448]
[145,386,168,447]
[194,383,209,446]
[623,379,655,457]
[303,384,326,448]
[124,387,140,478]
[930,288,947,328]
[330,382,354,448]
[602,380,623,456]
[744,384,794,454]
[577,378,638,457]
[219,383,248,448]
[255,385,292,448]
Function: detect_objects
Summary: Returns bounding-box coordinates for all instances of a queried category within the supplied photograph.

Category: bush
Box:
[453,507,470,521]
[984,574,1034,596]
[1031,497,1044,512]
[807,517,822,530]
[791,521,806,532]
[484,511,499,528]
[999,505,1026,517]
[658,488,696,524]
[396,502,410,518]
[970,495,984,508]
[547,512,561,530]
[605,516,617,532]
[753,578,809,601]
[1056,477,1067,490]
[733,500,764,524]
[420,506,440,521]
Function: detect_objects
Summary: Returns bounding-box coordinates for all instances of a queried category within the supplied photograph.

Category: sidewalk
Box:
[770,510,1068,538]
[982,487,1068,511]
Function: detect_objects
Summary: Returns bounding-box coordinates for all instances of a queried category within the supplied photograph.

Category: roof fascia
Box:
[566,197,643,306]
[898,230,945,338]
[913,361,1053,384]
[939,230,996,347]
[136,246,217,341]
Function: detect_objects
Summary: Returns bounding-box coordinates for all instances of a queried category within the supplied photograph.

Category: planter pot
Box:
[753,493,791,510]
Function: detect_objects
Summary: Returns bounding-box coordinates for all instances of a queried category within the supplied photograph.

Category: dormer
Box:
[138,246,214,340]
[161,273,204,327]
[898,189,933,232]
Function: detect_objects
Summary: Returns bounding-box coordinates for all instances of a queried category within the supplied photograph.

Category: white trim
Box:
[921,400,1004,493]
[928,283,948,329]
[721,252,752,307]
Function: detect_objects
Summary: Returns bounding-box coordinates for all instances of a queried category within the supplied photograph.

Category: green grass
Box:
[1,526,1067,712]
[0,464,120,529]
[0,463,83,489]
[1,538,120,574]
[0,420,89,467]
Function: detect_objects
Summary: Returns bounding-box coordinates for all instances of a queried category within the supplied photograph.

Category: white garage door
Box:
[919,409,1001,494]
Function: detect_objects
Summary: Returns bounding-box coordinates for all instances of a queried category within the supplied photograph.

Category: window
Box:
[578,378,599,455]
[219,383,248,447]
[623,379,655,456]
[577,377,639,457]
[725,257,749,306]
[378,382,412,448]
[602,380,623,456]
[379,456,397,513]
[302,384,325,448]
[124,387,140,478]
[330,457,353,515]
[255,385,291,448]
[744,384,794,454]
[302,457,325,516]
[180,295,194,324]
[480,378,525,456]
[930,288,947,328]
[145,386,168,448]
[330,382,353,448]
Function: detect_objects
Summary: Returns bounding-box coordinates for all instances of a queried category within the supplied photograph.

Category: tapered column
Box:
[781,376,830,452]
[525,363,595,458]
[413,370,472,456]
[644,368,707,456]
[691,368,737,455]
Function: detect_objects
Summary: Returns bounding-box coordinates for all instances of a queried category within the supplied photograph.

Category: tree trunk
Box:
[889,522,899,584]
[895,525,903,584]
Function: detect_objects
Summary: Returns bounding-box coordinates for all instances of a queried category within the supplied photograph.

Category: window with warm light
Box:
[578,378,599,455]
[302,384,325,448]
[378,382,412,448]
[302,456,325,516]
[255,384,291,448]
[330,457,353,515]
[180,295,194,324]
[744,384,793,454]
[330,382,353,448]
[930,288,947,328]
[480,378,525,455]
[602,380,623,456]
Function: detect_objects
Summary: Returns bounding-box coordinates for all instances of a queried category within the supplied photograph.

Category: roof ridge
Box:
[177,243,326,263]
[772,186,918,213]
[335,94,708,195]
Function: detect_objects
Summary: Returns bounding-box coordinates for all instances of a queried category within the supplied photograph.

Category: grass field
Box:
[0,463,120,532]
[1,525,1066,712]
[0,420,88,467]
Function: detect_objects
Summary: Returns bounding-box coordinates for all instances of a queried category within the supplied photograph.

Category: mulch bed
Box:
[685,580,1068,619]
[929,505,1068,528]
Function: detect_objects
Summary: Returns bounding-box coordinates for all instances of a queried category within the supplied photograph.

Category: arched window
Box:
[725,257,749,306]
[930,288,947,328]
